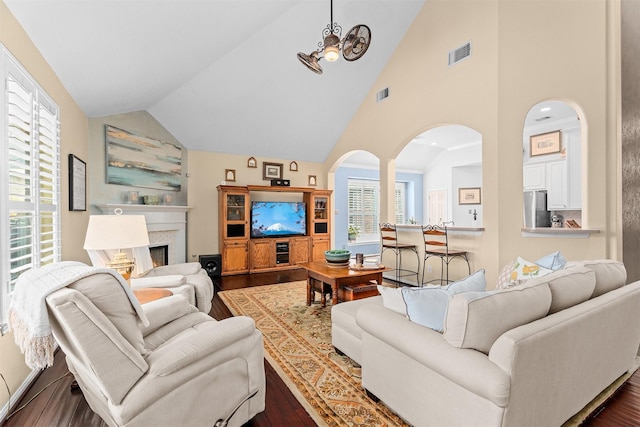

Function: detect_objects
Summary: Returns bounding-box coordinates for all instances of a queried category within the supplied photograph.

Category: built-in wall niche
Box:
[522,100,582,228]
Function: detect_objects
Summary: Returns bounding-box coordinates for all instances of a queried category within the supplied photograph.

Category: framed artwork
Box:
[225,169,236,182]
[290,161,298,172]
[458,187,481,205]
[263,162,283,180]
[69,154,86,211]
[247,157,257,168]
[308,175,317,186]
[105,125,182,191]
[530,130,561,157]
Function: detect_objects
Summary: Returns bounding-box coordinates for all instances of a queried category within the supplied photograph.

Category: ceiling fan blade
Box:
[342,24,371,62]
[297,52,323,74]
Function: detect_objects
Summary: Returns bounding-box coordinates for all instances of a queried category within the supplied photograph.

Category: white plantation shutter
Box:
[347,179,379,242]
[347,179,408,243]
[1,47,61,328]
[395,183,406,224]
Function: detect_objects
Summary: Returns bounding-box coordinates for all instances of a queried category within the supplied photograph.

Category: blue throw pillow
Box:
[535,251,566,271]
[402,270,487,332]
[402,287,451,332]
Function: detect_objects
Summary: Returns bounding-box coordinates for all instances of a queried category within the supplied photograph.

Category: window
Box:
[394,183,406,224]
[1,47,61,331]
[348,179,407,243]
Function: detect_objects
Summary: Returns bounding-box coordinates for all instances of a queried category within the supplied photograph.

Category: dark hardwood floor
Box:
[3,268,640,426]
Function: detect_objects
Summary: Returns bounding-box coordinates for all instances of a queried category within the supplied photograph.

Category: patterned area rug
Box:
[218,281,408,427]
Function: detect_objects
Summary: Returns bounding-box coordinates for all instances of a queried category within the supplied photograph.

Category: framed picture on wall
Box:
[69,154,86,211]
[263,162,283,180]
[225,169,236,182]
[458,187,481,205]
[530,130,561,156]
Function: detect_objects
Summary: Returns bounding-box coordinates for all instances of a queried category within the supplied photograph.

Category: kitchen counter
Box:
[521,227,600,238]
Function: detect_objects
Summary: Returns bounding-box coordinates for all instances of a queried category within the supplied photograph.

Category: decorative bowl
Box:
[324,249,351,263]
[143,195,160,205]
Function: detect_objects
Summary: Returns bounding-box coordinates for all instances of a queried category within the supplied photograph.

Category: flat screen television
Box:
[251,201,306,238]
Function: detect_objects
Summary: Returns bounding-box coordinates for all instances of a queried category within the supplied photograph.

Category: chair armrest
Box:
[147,316,258,376]
[140,295,198,336]
[145,262,203,277]
[131,275,186,289]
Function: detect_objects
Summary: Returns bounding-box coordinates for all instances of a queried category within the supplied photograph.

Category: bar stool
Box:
[380,223,420,285]
[422,224,471,286]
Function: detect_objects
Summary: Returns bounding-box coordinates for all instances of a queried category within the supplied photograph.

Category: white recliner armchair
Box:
[87,247,214,313]
[45,268,265,427]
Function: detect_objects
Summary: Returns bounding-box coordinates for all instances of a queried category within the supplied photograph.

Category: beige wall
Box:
[326,0,620,284]
[0,1,89,412]
[186,150,324,259]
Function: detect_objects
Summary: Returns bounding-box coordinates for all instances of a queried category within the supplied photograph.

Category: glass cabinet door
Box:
[314,197,328,220]
[225,193,248,238]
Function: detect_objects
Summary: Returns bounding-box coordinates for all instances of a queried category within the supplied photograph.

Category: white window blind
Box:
[1,47,61,329]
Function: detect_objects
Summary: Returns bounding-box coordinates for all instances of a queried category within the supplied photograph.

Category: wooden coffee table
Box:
[299,261,390,306]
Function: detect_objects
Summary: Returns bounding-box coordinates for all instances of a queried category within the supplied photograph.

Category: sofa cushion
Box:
[515,265,596,314]
[377,286,406,315]
[331,296,383,340]
[567,260,627,298]
[443,283,552,354]
[402,270,486,332]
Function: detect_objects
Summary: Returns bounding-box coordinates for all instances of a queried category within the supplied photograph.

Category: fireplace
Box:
[149,245,169,268]
[96,204,190,265]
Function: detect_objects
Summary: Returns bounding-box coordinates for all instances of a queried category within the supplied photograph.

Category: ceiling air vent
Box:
[448,42,471,66]
[376,87,389,102]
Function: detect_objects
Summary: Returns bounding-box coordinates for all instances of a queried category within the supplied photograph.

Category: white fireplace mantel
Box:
[95,204,191,264]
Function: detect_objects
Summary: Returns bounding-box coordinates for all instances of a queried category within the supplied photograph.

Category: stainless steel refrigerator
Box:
[523,190,551,228]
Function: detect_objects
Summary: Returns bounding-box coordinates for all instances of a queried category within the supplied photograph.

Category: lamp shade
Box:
[83,215,150,250]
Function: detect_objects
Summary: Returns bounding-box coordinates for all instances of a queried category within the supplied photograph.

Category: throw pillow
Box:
[535,251,567,271]
[496,257,554,289]
[402,287,450,332]
[496,259,517,290]
[377,285,407,315]
[402,269,487,332]
[444,269,487,293]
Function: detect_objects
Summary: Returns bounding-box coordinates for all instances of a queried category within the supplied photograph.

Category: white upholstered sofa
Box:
[331,260,640,426]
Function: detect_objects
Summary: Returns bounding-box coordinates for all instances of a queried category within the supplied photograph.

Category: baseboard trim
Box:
[0,368,41,424]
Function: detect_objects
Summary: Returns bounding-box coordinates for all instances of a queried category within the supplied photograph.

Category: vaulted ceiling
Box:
[5,0,425,163]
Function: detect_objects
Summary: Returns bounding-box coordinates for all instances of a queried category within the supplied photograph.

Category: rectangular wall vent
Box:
[376,87,389,102]
[448,41,471,66]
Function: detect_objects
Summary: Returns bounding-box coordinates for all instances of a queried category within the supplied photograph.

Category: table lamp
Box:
[83,210,150,281]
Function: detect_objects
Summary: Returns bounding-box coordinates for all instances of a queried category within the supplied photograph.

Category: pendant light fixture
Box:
[297,0,372,74]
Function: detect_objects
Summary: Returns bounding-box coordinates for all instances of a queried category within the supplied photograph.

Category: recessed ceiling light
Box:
[540,107,551,112]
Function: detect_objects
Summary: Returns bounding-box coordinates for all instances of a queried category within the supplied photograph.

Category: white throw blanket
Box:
[9,261,148,370]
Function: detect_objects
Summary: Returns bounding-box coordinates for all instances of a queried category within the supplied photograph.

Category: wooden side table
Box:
[133,288,173,304]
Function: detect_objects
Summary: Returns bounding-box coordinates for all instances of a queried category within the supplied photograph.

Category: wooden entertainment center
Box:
[217,185,332,275]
